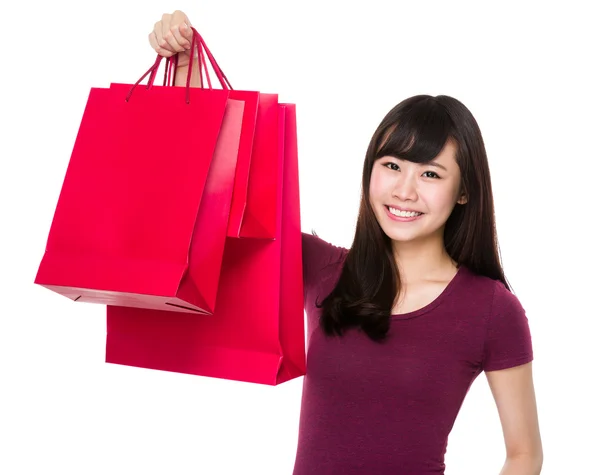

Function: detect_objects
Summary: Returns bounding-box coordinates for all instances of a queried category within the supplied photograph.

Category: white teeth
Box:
[388,207,422,218]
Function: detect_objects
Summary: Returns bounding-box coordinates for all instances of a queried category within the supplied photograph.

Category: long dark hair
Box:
[318,95,508,342]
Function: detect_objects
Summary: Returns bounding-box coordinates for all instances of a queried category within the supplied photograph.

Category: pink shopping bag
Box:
[35,33,244,314]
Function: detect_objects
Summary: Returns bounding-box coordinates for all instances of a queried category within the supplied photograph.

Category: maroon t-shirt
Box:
[292,233,534,474]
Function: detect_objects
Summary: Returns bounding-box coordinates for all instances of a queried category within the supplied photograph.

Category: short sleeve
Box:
[482,283,534,372]
[301,232,347,295]
[301,232,348,339]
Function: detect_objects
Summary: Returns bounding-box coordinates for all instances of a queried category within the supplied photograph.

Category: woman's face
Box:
[369,139,466,245]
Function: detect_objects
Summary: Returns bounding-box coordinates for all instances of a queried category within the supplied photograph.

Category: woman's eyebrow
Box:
[380,156,449,172]
[423,161,448,172]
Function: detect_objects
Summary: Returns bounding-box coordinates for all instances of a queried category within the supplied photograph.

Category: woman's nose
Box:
[392,175,418,201]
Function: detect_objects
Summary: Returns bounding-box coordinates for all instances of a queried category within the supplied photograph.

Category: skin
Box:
[149,10,543,473]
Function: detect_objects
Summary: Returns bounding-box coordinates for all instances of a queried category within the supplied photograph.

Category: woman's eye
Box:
[384,162,400,171]
[423,171,440,179]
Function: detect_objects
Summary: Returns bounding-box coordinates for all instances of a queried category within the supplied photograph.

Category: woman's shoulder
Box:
[466,272,533,372]
[460,266,524,314]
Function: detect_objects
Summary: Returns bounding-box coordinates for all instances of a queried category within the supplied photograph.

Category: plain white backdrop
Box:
[1,0,598,473]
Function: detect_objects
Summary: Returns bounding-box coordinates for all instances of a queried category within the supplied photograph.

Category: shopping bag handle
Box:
[167,28,233,91]
[126,31,206,102]
[191,29,232,90]
[164,33,213,90]
[126,28,232,103]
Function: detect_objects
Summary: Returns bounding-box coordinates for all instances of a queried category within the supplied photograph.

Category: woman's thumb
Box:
[180,22,193,41]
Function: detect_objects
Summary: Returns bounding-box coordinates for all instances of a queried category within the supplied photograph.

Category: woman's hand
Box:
[148,10,194,66]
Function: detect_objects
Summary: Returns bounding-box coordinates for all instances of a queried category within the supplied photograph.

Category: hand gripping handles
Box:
[126,27,233,103]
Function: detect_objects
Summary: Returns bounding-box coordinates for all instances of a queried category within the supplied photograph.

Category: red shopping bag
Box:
[162,35,280,239]
[35,34,244,314]
[106,103,305,385]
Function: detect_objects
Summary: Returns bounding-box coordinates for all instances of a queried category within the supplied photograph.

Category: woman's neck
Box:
[391,234,457,284]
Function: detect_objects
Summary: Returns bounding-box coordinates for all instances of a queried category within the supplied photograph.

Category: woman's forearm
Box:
[174,56,201,87]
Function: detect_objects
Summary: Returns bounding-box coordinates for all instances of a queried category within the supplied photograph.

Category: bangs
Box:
[376,98,454,164]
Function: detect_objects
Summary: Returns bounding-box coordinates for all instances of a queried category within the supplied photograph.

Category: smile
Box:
[386,206,423,218]
[385,206,423,221]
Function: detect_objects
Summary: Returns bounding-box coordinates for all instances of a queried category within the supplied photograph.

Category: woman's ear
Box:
[457,192,468,205]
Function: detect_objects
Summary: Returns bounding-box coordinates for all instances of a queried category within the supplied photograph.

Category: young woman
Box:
[149,10,543,475]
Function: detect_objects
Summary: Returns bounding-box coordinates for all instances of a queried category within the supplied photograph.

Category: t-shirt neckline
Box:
[390,265,467,320]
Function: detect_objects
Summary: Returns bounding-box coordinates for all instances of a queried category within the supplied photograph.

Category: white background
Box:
[1,0,598,473]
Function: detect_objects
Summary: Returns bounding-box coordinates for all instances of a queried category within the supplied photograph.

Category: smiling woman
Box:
[297,95,543,474]
[145,10,543,475]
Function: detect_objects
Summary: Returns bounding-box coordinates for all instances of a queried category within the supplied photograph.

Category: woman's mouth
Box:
[385,205,424,221]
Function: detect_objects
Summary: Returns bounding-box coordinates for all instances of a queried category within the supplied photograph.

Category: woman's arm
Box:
[486,362,543,474]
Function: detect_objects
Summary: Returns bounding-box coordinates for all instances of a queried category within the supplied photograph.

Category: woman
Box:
[149,10,543,474]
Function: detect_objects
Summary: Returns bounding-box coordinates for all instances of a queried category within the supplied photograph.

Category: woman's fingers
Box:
[149,24,174,57]
[160,14,187,53]
[148,11,194,58]
[172,23,192,50]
